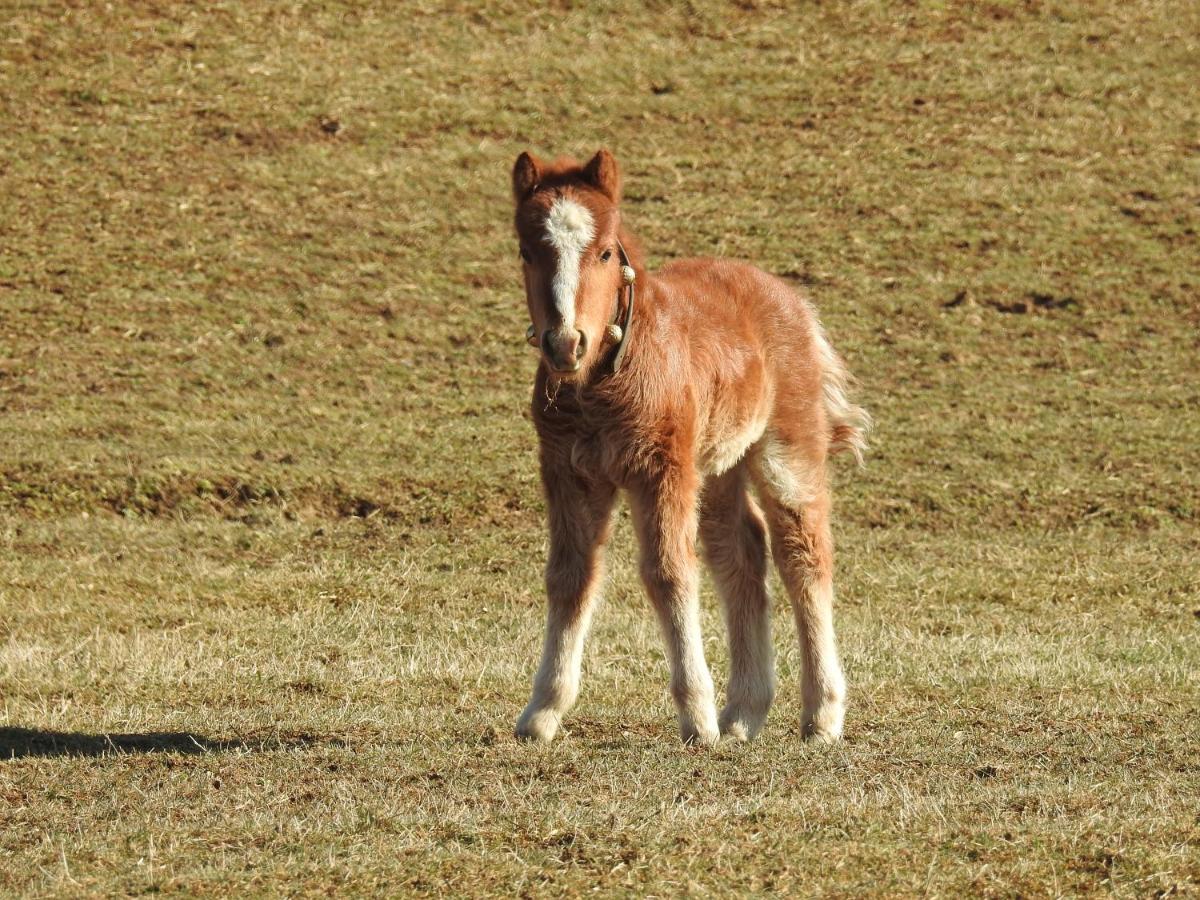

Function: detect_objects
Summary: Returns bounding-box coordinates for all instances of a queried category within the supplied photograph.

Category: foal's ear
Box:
[512,151,542,202]
[583,149,621,202]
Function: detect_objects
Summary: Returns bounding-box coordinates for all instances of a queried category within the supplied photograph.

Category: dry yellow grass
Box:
[1,1,1198,895]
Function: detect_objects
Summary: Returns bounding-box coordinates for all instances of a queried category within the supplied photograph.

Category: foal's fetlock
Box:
[515,706,562,743]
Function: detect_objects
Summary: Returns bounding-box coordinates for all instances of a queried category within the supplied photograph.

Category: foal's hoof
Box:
[679,713,721,747]
[802,726,841,745]
[515,708,560,743]
[681,726,720,747]
[802,701,845,744]
[718,712,761,742]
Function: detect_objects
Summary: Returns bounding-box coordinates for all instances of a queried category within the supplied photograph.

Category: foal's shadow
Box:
[0,726,346,759]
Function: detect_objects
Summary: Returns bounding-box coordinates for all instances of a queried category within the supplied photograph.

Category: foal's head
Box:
[511,149,624,379]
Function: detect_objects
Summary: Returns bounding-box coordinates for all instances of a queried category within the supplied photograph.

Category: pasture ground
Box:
[1,1,1198,895]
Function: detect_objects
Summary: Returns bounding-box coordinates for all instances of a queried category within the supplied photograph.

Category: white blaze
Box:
[542,197,595,331]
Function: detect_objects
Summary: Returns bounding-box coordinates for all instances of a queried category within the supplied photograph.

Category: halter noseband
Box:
[524,240,637,376]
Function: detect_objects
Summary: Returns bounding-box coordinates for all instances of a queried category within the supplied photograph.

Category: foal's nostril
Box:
[540,328,582,372]
[575,330,587,360]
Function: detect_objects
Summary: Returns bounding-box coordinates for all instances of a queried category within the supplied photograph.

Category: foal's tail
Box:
[813,325,871,466]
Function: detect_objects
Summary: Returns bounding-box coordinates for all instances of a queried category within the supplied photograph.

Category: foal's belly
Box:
[570,416,768,486]
[698,408,770,477]
[697,353,774,477]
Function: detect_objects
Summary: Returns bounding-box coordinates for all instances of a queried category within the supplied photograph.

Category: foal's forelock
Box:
[541,196,596,331]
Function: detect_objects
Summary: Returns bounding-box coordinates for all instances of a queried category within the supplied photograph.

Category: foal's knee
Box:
[638,553,695,601]
[545,562,590,601]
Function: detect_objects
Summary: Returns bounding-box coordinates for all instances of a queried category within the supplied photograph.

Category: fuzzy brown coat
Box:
[512,150,869,744]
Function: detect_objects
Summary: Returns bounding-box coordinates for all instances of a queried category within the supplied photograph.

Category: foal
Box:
[511,149,869,745]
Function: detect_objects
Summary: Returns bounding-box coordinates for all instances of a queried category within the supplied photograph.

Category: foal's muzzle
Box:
[541,327,586,374]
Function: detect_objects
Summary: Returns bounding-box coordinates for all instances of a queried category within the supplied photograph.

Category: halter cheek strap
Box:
[608,240,636,374]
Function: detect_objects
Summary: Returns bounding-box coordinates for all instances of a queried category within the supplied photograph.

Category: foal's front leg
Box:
[629,473,720,746]
[516,466,616,743]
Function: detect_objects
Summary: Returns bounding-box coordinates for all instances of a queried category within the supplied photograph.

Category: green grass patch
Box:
[1,1,1198,895]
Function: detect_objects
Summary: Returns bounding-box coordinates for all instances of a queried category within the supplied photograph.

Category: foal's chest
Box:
[564,391,771,486]
[567,421,637,485]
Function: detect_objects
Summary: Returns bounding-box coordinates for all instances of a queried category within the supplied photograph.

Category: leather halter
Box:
[608,240,636,374]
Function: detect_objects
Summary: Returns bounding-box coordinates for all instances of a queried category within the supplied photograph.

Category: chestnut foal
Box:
[511,150,869,745]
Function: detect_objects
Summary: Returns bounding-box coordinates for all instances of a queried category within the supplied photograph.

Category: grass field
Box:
[2,0,1198,895]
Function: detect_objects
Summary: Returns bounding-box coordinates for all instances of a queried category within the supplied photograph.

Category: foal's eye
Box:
[600,248,613,262]
[519,246,531,263]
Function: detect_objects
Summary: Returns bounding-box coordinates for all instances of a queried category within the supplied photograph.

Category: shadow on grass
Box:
[0,727,348,759]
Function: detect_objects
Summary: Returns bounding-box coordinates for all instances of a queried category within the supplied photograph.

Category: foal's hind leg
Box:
[699,465,775,740]
[516,470,616,743]
[756,460,847,742]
